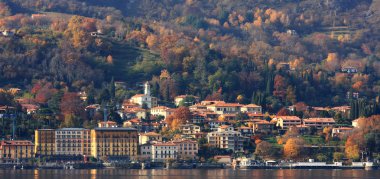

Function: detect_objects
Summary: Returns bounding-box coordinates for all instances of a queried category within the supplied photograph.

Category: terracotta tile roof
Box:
[303,118,335,123]
[333,127,353,131]
[124,107,145,113]
[221,114,236,117]
[16,98,37,104]
[141,132,161,136]
[21,104,40,110]
[331,106,351,111]
[173,139,197,143]
[239,126,252,129]
[243,104,261,108]
[131,94,145,98]
[151,106,171,110]
[201,100,225,104]
[275,116,301,121]
[1,140,34,146]
[312,107,330,111]
[296,124,310,128]
[254,120,272,124]
[152,142,177,146]
[127,118,141,123]
[0,106,15,110]
[247,113,264,116]
[85,104,100,109]
[208,103,243,107]
[219,125,231,129]
[99,121,117,125]
[214,155,231,159]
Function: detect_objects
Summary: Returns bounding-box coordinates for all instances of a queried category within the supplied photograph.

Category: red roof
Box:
[243,104,261,108]
[21,104,39,110]
[209,103,243,107]
[141,132,161,136]
[131,94,145,98]
[1,140,34,146]
[254,120,272,124]
[153,142,177,146]
[275,116,301,121]
[303,118,335,123]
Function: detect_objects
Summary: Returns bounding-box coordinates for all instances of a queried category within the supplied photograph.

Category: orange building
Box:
[0,140,34,163]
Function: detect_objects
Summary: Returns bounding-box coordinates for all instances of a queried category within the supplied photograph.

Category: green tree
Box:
[286,85,297,105]
[333,152,345,162]
[47,91,64,114]
[316,153,328,162]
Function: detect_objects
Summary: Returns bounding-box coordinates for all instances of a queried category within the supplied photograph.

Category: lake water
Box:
[1,169,380,179]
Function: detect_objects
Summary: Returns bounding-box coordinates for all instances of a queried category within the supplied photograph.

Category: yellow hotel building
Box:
[35,129,55,156]
[0,140,34,163]
[90,128,138,159]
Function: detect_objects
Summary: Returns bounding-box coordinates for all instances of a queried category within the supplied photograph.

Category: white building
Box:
[303,118,336,129]
[130,82,158,109]
[240,104,262,114]
[180,124,201,136]
[140,144,152,160]
[274,116,302,129]
[207,125,246,152]
[174,95,200,106]
[139,132,162,145]
[150,106,175,119]
[206,103,243,115]
[151,143,178,162]
[55,128,91,156]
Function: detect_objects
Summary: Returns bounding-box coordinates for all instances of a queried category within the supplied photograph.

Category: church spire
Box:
[144,81,150,96]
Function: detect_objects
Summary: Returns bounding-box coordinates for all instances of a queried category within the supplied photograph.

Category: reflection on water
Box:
[90,169,96,179]
[34,169,39,179]
[1,169,380,179]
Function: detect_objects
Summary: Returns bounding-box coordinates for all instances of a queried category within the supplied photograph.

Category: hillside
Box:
[0,0,379,112]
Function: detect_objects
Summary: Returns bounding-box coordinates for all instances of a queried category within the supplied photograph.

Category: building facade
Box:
[129,82,158,109]
[240,104,262,114]
[151,143,178,162]
[274,116,302,129]
[90,128,138,159]
[139,132,162,145]
[55,128,91,156]
[207,126,246,152]
[206,103,243,115]
[174,95,200,106]
[180,124,201,135]
[35,129,55,156]
[173,140,198,160]
[150,106,174,119]
[0,140,34,163]
[303,118,336,129]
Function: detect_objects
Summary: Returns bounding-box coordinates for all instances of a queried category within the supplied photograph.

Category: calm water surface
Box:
[1,169,380,179]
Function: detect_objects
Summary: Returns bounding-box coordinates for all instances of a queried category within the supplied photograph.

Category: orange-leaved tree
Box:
[284,138,304,159]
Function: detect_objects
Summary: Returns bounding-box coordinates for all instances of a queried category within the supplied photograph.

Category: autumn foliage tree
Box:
[166,106,191,130]
[65,16,96,49]
[34,83,57,103]
[345,136,360,160]
[273,75,286,100]
[344,115,380,160]
[255,141,277,159]
[60,92,85,127]
[284,138,305,159]
[60,92,83,114]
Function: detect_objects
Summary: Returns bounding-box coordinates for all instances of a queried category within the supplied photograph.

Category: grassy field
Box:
[108,41,161,83]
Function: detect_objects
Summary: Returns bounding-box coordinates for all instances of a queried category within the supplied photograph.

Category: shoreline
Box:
[0,164,378,170]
